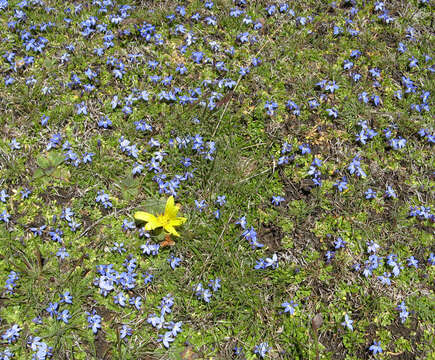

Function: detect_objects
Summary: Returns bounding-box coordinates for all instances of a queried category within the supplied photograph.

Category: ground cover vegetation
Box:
[0,0,433,359]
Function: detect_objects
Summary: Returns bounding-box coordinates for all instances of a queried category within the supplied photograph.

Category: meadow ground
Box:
[0,0,434,359]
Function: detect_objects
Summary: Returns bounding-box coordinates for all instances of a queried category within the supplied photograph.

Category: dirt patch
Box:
[93,307,117,360]
[259,223,283,252]
[319,328,347,360]
[387,318,425,359]
[40,186,77,206]
[94,331,112,360]
[80,212,97,238]
[278,168,313,201]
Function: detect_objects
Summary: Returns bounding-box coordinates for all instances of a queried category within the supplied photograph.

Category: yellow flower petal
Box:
[164,224,180,237]
[134,211,156,223]
[170,217,187,226]
[134,197,186,237]
[145,222,158,231]
[164,196,179,219]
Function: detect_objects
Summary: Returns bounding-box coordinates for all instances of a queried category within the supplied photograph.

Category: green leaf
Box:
[48,151,65,166]
[142,198,167,214]
[36,155,51,169]
[36,151,64,169]
[32,168,44,180]
[118,175,141,200]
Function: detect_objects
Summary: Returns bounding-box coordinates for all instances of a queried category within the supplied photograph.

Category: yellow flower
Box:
[134,196,187,237]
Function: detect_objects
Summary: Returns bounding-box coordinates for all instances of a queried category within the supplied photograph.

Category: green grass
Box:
[0,0,434,359]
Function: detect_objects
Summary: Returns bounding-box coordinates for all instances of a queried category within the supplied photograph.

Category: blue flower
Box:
[57,309,71,324]
[385,186,397,199]
[377,272,391,285]
[28,337,52,360]
[0,348,14,359]
[48,229,63,244]
[191,51,204,64]
[254,342,270,358]
[82,152,95,164]
[4,271,19,294]
[264,100,278,116]
[326,108,338,118]
[130,296,142,310]
[239,66,250,76]
[369,341,383,355]
[0,209,11,223]
[76,101,87,115]
[195,199,207,212]
[325,81,339,93]
[325,250,335,263]
[255,258,266,270]
[371,95,381,107]
[396,302,409,323]
[286,100,300,116]
[334,237,347,249]
[242,226,264,249]
[147,313,164,329]
[95,190,113,208]
[407,256,419,269]
[341,314,354,331]
[113,292,127,307]
[308,99,319,108]
[397,42,407,53]
[166,321,183,337]
[61,207,74,222]
[216,195,226,207]
[86,311,102,334]
[0,189,9,203]
[120,325,132,339]
[59,291,73,305]
[121,219,135,231]
[334,176,348,192]
[167,255,181,270]
[208,278,221,292]
[233,345,244,356]
[271,196,285,206]
[408,56,418,68]
[1,324,21,344]
[389,137,406,150]
[282,300,298,315]
[235,215,247,229]
[157,331,175,349]
[365,188,376,200]
[347,156,366,178]
[9,138,21,150]
[112,242,126,254]
[299,143,311,155]
[343,59,353,70]
[193,283,212,303]
[367,241,380,254]
[56,247,69,260]
[160,294,175,313]
[68,220,81,232]
[359,92,369,104]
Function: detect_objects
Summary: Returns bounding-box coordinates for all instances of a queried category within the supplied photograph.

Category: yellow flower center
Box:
[156,214,170,226]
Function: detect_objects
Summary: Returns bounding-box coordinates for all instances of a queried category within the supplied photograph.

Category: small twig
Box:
[77,215,109,239]
[10,244,33,271]
[34,244,43,271]
[236,167,272,184]
[77,206,135,239]
[240,142,268,150]
[199,212,234,277]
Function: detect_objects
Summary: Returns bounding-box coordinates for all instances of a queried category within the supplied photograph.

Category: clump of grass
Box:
[0,0,433,359]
